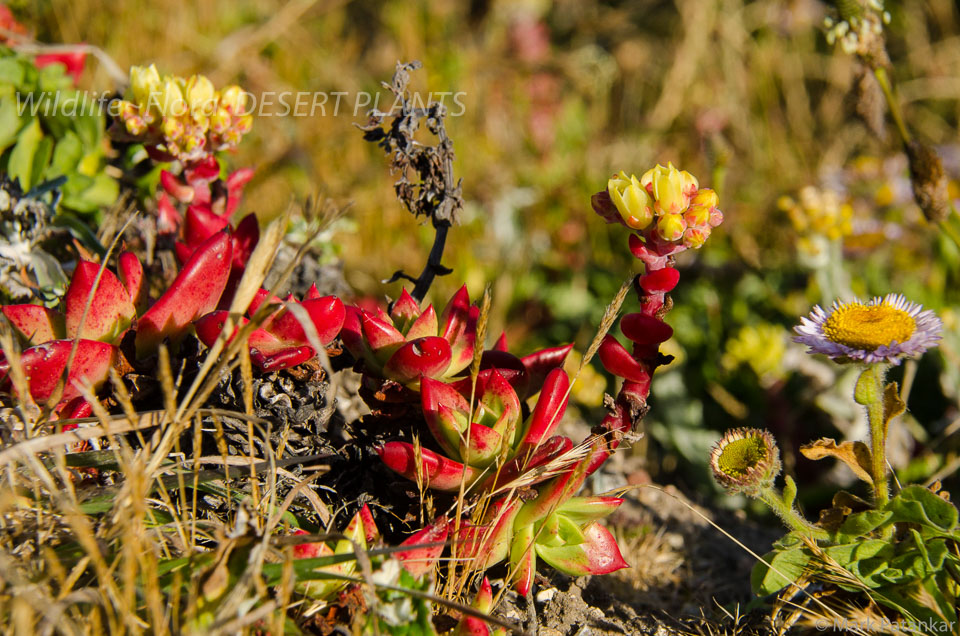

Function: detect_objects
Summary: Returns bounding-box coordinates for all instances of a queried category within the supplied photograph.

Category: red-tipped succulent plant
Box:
[194,283,345,372]
[0,229,243,414]
[0,254,142,411]
[377,367,573,492]
[341,286,478,393]
[290,504,446,600]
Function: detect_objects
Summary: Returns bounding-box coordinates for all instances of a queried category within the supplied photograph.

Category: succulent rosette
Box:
[794,294,942,365]
[0,231,244,416]
[194,284,345,372]
[456,456,628,595]
[378,367,573,491]
[341,286,479,392]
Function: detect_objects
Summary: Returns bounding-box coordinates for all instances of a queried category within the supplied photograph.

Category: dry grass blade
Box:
[579,276,633,371]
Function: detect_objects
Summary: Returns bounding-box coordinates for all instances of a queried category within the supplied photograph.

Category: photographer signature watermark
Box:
[814,617,956,633]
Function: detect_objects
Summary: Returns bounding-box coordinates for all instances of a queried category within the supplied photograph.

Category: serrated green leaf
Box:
[751,547,810,596]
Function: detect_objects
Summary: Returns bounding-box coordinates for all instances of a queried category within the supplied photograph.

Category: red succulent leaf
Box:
[225,167,255,218]
[340,306,367,358]
[186,155,220,182]
[520,343,573,397]
[378,442,478,491]
[194,310,250,347]
[1,304,64,345]
[403,304,438,341]
[598,335,648,383]
[267,296,345,347]
[246,288,283,318]
[458,499,521,570]
[639,267,680,294]
[620,312,673,345]
[291,529,333,559]
[456,350,529,398]
[474,368,522,433]
[135,232,232,357]
[306,283,321,300]
[0,339,114,404]
[591,189,625,227]
[535,522,628,576]
[361,310,406,358]
[448,305,478,375]
[56,395,93,422]
[160,170,194,203]
[493,332,509,352]
[383,337,452,384]
[521,368,569,447]
[390,288,422,329]
[64,261,135,342]
[488,435,572,490]
[510,524,537,597]
[359,504,379,544]
[514,453,593,528]
[421,375,472,414]
[34,50,86,84]
[439,285,470,343]
[118,252,144,310]
[173,241,193,265]
[556,496,624,525]
[396,517,448,577]
[251,346,316,372]
[183,204,229,248]
[230,213,260,270]
[156,192,182,234]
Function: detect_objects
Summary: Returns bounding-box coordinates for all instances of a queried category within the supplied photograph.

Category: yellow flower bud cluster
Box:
[117,65,253,163]
[607,162,723,248]
[779,186,853,246]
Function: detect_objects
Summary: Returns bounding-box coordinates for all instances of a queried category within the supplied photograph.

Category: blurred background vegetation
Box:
[12,0,960,511]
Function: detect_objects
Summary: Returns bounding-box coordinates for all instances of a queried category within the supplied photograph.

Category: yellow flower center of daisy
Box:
[823,303,916,350]
[717,437,768,478]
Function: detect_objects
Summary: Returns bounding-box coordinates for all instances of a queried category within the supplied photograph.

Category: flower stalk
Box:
[854,364,890,505]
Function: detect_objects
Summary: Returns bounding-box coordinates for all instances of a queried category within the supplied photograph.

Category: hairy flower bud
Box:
[710,428,781,496]
[642,162,698,214]
[157,78,187,118]
[682,226,710,249]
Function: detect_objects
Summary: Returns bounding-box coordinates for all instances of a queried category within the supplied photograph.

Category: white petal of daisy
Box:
[793,294,942,365]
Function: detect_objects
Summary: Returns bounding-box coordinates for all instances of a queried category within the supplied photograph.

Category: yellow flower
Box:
[186,74,216,118]
[656,213,686,242]
[607,171,654,229]
[130,64,161,106]
[641,162,698,214]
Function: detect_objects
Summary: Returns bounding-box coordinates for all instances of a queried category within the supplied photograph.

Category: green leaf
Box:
[0,92,23,152]
[8,117,42,188]
[782,475,797,509]
[751,547,810,596]
[0,57,25,85]
[836,509,893,541]
[49,131,83,176]
[30,136,54,187]
[887,486,959,532]
[822,539,891,569]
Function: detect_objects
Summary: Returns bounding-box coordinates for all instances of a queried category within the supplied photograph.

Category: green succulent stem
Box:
[855,364,890,506]
[758,487,828,540]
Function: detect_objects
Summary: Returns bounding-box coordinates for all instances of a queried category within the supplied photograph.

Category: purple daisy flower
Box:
[794,294,942,365]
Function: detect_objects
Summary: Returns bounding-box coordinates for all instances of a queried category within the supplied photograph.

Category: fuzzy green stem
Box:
[856,365,890,505]
[872,67,910,146]
[759,488,829,540]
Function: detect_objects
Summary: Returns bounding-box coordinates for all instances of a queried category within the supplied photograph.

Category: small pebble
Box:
[535,587,556,604]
